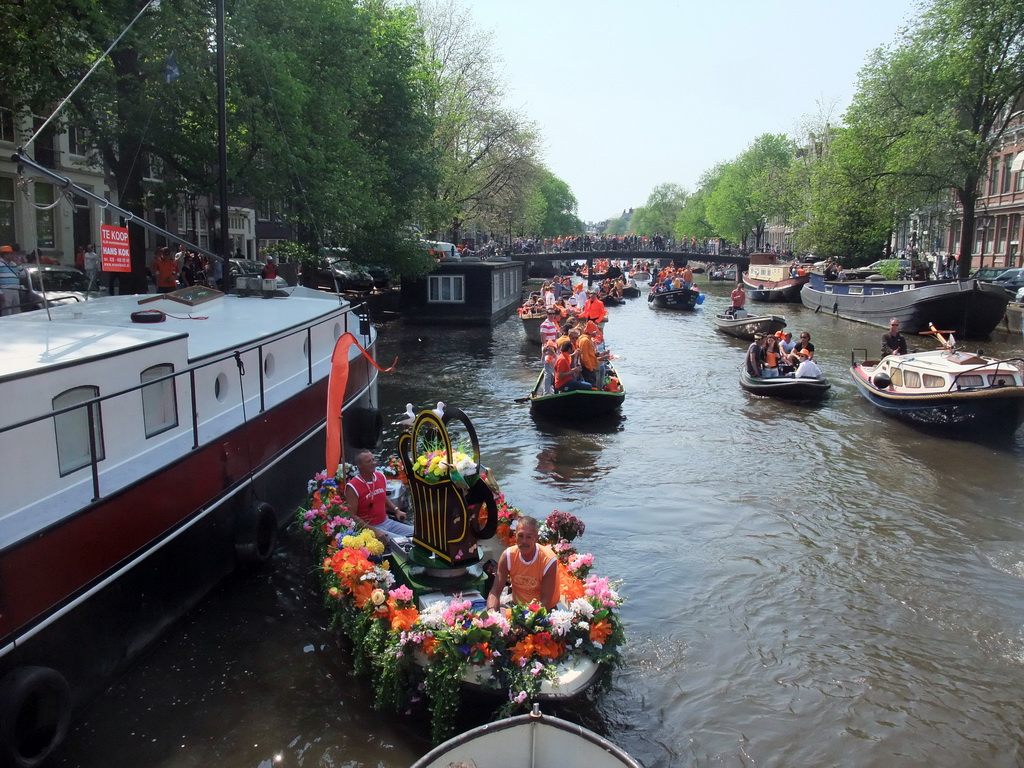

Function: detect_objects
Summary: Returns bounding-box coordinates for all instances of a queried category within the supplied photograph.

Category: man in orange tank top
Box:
[486,516,559,610]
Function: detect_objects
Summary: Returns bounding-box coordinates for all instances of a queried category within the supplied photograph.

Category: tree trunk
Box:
[956,185,977,279]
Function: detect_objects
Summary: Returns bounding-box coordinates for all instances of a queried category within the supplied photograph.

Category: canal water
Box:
[56,278,1024,768]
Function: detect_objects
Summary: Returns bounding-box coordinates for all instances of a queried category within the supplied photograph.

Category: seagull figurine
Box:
[394,403,415,429]
[432,401,445,419]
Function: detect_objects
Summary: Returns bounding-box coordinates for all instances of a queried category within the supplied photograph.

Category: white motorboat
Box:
[411,707,643,768]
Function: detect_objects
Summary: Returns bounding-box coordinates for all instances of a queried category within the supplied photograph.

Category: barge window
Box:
[957,374,984,388]
[428,275,464,303]
[141,364,178,437]
[904,370,921,388]
[848,286,863,295]
[922,374,946,388]
[889,368,904,386]
[53,386,105,475]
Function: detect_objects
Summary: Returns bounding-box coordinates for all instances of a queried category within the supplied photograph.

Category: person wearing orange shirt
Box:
[151,247,179,293]
[486,516,559,610]
[577,328,600,386]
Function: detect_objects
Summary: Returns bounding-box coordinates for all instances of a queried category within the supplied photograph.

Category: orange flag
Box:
[325,332,397,477]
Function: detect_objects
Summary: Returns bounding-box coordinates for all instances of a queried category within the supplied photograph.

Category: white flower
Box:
[547,609,574,636]
[570,597,595,619]
[417,603,446,629]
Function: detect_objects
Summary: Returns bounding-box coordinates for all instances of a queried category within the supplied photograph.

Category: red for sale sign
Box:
[100,224,132,272]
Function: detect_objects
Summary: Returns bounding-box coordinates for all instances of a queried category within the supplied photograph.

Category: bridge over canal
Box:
[514,250,751,280]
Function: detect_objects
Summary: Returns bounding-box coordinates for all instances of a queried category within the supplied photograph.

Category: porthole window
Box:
[53,386,105,476]
[264,353,275,378]
[333,322,342,339]
[303,337,310,361]
[214,371,229,402]
[141,364,178,437]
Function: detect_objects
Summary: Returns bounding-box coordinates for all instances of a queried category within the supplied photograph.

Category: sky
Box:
[461,0,921,223]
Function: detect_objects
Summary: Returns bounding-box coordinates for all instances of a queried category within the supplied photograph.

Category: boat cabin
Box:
[872,352,1024,392]
[746,252,801,284]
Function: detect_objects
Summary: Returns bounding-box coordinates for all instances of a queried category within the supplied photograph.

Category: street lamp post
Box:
[507,210,513,256]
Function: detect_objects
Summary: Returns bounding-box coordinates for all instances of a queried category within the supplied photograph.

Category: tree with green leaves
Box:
[705,134,796,250]
[630,183,688,239]
[844,0,1024,277]
[412,0,539,243]
[523,168,583,237]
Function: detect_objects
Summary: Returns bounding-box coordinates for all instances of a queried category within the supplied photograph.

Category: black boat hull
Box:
[850,366,1024,438]
[739,369,831,400]
[800,278,1009,338]
[529,373,625,419]
[648,288,701,310]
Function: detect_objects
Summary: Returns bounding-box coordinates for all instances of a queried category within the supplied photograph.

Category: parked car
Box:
[843,258,932,280]
[356,263,392,290]
[991,267,1024,297]
[229,258,288,290]
[969,266,1006,281]
[423,240,458,260]
[18,265,91,311]
[314,256,374,292]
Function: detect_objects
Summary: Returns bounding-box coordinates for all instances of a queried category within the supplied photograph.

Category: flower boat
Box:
[647,285,703,310]
[410,706,643,768]
[849,329,1024,438]
[742,252,809,302]
[714,310,786,340]
[300,405,625,744]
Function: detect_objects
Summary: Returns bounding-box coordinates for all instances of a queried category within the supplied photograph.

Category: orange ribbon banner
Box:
[325,332,397,476]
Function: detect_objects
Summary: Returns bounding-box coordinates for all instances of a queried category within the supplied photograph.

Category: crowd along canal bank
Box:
[52,276,1024,768]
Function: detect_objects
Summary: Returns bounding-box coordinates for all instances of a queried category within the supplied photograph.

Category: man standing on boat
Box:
[539,308,560,351]
[486,516,559,611]
[745,333,766,377]
[729,282,746,317]
[345,450,413,545]
[880,318,908,359]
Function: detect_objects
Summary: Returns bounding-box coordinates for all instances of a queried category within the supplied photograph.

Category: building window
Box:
[0,176,15,245]
[428,274,464,303]
[1017,156,1024,192]
[996,216,1008,255]
[141,364,178,437]
[1002,154,1013,194]
[35,183,55,249]
[988,157,999,195]
[0,108,15,143]
[53,386,105,475]
[68,124,88,156]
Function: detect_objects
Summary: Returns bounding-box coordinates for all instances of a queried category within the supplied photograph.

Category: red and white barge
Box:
[0,286,381,766]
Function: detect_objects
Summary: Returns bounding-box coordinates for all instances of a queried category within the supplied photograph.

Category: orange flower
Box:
[559,564,585,601]
[510,637,537,665]
[351,581,374,608]
[533,632,564,660]
[589,619,612,645]
[496,523,514,547]
[390,606,419,632]
[421,635,438,656]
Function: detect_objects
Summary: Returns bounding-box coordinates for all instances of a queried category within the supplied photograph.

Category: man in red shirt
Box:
[152,247,179,293]
[344,450,412,544]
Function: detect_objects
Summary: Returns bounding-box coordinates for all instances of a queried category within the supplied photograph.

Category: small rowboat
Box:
[739,368,831,400]
[528,369,625,419]
[411,707,643,768]
[648,287,702,311]
[714,311,786,340]
[521,312,546,343]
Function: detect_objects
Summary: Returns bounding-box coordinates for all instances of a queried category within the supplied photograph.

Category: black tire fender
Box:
[0,666,72,768]
[130,309,166,323]
[234,501,278,567]
[345,406,383,449]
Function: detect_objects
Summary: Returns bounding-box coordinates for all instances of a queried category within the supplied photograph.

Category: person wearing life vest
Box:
[344,450,413,544]
[486,515,559,610]
[581,291,606,323]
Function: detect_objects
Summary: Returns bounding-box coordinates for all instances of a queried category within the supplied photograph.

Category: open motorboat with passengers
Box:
[714,309,786,340]
[850,330,1024,438]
